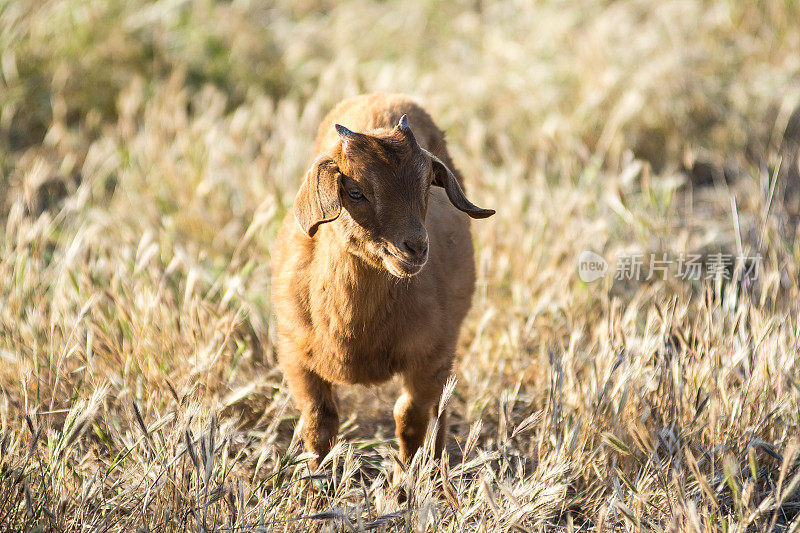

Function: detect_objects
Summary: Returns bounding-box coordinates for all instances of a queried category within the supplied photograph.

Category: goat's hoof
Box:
[303,466,329,494]
[396,485,408,504]
[391,460,410,504]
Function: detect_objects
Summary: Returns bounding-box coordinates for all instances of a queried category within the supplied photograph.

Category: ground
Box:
[1,0,800,531]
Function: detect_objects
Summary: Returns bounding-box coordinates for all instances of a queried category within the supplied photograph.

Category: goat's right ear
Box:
[293,154,341,237]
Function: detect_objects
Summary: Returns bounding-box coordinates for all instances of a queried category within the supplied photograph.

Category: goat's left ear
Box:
[425,150,495,219]
[293,154,341,237]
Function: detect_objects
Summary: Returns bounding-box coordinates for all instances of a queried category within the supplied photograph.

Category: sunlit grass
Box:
[1,0,800,530]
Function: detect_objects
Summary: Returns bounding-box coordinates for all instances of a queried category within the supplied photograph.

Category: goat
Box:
[271,93,494,473]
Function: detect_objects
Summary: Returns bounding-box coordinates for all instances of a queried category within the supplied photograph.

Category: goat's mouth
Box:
[382,246,427,278]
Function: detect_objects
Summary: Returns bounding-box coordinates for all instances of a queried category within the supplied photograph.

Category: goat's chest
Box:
[307,289,439,385]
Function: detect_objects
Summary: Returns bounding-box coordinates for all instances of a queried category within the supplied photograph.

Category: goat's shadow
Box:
[310,379,539,491]
[296,378,490,489]
[228,372,539,502]
[331,378,470,485]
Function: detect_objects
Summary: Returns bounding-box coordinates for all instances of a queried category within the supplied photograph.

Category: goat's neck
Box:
[315,236,399,323]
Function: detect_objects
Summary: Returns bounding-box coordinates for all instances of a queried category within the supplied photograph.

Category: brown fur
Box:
[271,93,494,470]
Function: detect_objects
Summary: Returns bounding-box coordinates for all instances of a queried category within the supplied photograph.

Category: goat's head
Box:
[293,115,494,278]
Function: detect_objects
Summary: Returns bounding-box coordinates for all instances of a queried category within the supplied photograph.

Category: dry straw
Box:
[1,0,800,530]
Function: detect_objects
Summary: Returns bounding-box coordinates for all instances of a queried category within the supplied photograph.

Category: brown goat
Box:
[271,93,494,472]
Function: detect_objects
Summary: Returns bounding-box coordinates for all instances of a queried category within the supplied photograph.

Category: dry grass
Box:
[2,0,800,530]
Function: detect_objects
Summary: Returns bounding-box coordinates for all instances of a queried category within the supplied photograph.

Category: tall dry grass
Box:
[2,0,800,530]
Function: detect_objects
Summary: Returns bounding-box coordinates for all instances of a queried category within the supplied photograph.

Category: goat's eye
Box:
[347,189,365,201]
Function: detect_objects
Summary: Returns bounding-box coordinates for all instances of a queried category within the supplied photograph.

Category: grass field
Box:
[2,0,800,530]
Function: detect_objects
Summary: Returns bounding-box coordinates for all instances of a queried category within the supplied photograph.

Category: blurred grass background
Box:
[2,0,800,530]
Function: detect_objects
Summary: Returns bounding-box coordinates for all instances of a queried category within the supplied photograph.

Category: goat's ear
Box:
[426,150,495,219]
[293,154,342,237]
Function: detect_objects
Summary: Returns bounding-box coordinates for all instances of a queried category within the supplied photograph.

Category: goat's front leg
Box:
[283,361,339,469]
[393,363,450,465]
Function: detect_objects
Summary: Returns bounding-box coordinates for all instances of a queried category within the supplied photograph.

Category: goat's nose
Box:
[403,238,429,260]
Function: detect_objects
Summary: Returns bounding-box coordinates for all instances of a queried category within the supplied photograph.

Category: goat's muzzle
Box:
[382,242,428,278]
